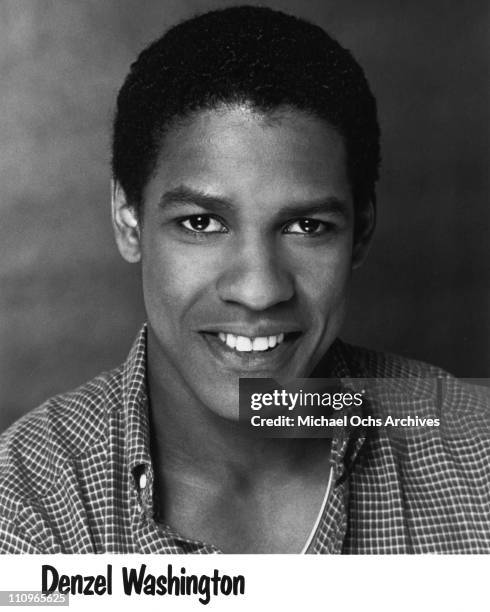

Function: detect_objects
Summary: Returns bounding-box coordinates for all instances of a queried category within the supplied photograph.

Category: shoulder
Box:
[0,366,122,509]
[340,341,489,434]
[340,342,450,378]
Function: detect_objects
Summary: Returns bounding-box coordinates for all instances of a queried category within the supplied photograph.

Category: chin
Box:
[204,392,241,422]
[184,372,236,418]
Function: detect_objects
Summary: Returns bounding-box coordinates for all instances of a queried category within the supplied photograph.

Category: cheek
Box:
[293,241,353,316]
[141,236,219,320]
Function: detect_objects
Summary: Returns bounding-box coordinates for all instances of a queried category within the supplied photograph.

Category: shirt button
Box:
[139,473,147,489]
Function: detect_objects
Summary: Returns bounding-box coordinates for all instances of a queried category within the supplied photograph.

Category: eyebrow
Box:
[158,185,351,219]
[159,186,233,213]
[278,200,350,220]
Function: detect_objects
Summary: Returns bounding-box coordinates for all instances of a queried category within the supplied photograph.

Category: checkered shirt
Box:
[0,325,489,553]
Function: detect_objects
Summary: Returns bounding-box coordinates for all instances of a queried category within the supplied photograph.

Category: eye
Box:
[283,218,329,235]
[179,215,227,233]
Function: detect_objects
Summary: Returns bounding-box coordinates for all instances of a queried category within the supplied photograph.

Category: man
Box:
[0,6,488,554]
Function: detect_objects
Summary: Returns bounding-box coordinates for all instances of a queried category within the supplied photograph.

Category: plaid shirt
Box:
[0,325,488,554]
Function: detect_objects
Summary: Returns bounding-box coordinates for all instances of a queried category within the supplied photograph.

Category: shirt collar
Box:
[121,324,152,472]
[317,338,369,485]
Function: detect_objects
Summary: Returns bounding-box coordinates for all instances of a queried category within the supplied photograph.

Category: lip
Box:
[199,330,302,374]
[197,322,303,338]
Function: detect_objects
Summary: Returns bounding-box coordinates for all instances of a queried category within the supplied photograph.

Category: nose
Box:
[216,238,295,311]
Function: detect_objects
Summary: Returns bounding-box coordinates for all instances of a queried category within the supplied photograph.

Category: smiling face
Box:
[113,105,372,420]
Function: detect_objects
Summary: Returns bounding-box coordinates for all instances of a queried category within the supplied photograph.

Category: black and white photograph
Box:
[0,0,488,581]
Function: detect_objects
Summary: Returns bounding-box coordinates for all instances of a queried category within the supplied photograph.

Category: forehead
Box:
[144,105,351,208]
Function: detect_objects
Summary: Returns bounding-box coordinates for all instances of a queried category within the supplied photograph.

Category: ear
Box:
[352,200,375,269]
[111,180,141,263]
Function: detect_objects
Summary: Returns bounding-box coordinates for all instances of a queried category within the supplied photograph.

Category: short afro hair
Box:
[112,5,380,216]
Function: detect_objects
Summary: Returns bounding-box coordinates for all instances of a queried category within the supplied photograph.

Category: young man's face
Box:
[117,105,362,419]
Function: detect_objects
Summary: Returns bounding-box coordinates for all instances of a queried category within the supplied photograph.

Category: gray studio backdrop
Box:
[1,0,489,431]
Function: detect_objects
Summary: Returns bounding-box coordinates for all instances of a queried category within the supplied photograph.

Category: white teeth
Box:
[235,336,252,352]
[217,332,287,352]
[252,337,269,351]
